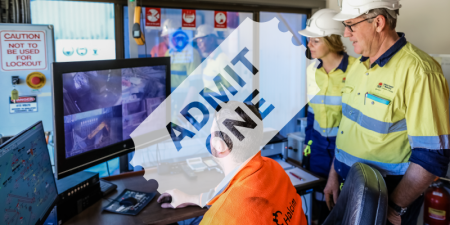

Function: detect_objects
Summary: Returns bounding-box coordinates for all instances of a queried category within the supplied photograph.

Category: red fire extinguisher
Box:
[424,180,450,225]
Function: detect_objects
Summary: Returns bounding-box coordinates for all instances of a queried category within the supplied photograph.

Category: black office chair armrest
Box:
[323,162,388,225]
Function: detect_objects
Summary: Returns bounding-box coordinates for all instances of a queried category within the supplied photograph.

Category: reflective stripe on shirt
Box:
[342,103,407,134]
[335,147,410,176]
[408,135,450,150]
[313,120,339,137]
[309,95,342,106]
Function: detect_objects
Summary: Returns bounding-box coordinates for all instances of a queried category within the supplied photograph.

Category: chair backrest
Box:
[323,162,388,225]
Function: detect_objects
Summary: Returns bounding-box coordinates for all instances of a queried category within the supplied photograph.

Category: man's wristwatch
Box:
[389,200,407,216]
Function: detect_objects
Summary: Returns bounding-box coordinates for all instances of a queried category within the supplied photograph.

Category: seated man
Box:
[157,101,307,224]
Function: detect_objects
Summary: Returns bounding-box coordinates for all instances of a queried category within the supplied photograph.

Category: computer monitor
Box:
[0,121,59,225]
[52,57,171,179]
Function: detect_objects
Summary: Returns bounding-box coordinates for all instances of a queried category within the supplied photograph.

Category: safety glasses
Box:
[342,16,377,32]
[306,37,321,46]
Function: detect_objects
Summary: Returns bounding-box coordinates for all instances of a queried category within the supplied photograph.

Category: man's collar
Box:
[360,32,407,68]
[317,51,349,72]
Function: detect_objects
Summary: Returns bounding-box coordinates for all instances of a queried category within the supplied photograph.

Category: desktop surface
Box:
[65,169,219,225]
[64,159,325,225]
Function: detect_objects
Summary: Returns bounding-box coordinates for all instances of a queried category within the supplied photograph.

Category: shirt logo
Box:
[272,198,297,225]
[342,78,346,83]
[376,82,394,93]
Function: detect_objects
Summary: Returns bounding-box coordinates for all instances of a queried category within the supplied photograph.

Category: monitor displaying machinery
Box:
[52,58,170,179]
[0,121,58,225]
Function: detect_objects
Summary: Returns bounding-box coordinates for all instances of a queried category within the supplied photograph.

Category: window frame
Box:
[41,0,313,173]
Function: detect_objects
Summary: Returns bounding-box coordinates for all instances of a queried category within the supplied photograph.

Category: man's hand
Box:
[157,189,200,208]
[324,160,339,210]
[386,163,435,224]
[387,207,401,225]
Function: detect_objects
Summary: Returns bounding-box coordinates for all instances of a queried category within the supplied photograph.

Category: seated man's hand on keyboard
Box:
[157,189,200,208]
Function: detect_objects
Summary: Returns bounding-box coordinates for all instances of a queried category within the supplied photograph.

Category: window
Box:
[259,12,308,136]
[124,7,252,60]
[31,0,115,62]
[31,1,118,176]
[123,7,254,168]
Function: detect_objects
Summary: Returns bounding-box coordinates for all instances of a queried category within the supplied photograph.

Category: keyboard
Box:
[100,179,117,196]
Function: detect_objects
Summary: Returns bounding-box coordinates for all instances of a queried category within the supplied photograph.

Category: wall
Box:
[326,0,450,55]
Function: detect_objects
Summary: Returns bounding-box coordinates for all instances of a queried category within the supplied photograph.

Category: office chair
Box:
[323,162,388,225]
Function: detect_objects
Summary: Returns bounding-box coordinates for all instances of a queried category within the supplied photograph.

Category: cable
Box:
[10,0,15,23]
[317,190,325,225]
[102,197,120,203]
[14,0,18,23]
[106,161,111,176]
[20,0,23,23]
[138,0,148,58]
[302,195,310,225]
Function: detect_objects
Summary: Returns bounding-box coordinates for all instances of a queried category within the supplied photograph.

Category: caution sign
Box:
[9,96,38,114]
[0,31,47,71]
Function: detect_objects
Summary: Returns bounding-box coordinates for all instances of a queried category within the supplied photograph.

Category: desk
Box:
[65,159,325,225]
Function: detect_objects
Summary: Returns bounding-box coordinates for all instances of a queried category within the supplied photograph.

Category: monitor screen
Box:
[61,66,166,158]
[52,57,171,179]
[0,122,58,225]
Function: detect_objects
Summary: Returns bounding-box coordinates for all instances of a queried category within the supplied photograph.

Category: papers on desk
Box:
[285,167,319,186]
[274,158,295,170]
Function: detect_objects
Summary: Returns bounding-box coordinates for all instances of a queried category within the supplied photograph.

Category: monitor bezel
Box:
[52,57,171,180]
[0,121,60,225]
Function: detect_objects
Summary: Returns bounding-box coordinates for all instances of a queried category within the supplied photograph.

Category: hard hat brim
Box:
[298,29,325,38]
[332,12,360,21]
[193,34,207,40]
[193,33,217,40]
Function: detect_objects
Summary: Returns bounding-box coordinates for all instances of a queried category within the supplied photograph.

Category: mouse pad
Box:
[103,189,156,215]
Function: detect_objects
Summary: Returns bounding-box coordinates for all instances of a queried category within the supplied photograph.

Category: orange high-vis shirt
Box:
[150,42,168,57]
[200,152,307,225]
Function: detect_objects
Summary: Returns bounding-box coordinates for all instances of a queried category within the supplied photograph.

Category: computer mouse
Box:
[119,197,138,207]
[158,195,172,204]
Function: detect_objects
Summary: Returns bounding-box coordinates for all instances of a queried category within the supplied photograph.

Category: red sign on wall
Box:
[145,7,161,27]
[182,9,196,29]
[0,31,47,71]
[11,96,36,103]
[9,96,38,114]
[214,11,227,29]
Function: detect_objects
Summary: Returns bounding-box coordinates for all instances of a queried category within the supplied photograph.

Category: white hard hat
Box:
[298,9,344,38]
[333,0,401,21]
[193,24,218,40]
[161,19,181,37]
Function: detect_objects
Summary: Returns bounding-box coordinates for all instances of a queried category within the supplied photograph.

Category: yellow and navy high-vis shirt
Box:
[165,45,201,92]
[305,52,356,151]
[334,33,450,180]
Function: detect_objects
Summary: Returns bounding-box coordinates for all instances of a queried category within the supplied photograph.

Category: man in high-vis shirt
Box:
[161,19,202,93]
[323,1,450,225]
[157,101,307,225]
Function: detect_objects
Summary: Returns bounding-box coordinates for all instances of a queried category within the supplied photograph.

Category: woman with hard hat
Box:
[298,8,356,223]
